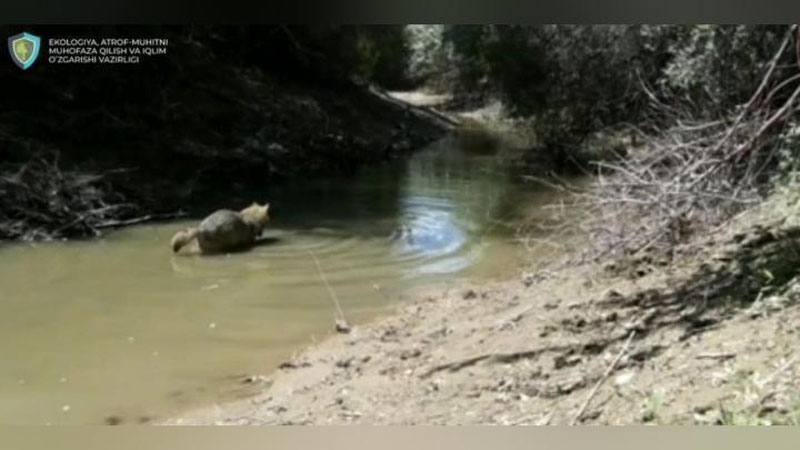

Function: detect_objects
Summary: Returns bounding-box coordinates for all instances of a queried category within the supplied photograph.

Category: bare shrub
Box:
[572,25,800,261]
[0,153,136,241]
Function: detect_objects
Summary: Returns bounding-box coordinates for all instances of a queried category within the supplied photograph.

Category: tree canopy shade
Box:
[407,25,798,167]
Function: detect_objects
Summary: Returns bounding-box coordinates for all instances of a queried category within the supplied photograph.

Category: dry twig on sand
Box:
[306,248,350,333]
[570,331,636,425]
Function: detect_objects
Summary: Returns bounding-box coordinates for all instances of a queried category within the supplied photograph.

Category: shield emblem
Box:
[8,32,41,70]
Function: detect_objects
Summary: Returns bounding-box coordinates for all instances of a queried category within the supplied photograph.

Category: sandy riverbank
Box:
[164,191,800,426]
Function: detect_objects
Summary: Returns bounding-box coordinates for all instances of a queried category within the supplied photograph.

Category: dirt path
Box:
[374,88,460,129]
[165,193,800,426]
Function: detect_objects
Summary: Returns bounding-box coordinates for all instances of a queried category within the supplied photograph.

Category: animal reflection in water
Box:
[170,202,272,255]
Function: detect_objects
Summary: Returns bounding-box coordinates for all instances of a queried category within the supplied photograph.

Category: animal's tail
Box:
[171,227,199,253]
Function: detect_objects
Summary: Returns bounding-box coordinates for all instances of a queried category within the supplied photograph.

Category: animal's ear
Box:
[263,203,270,211]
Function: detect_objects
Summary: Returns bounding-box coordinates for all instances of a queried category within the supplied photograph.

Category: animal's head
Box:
[244,201,270,228]
[171,229,193,253]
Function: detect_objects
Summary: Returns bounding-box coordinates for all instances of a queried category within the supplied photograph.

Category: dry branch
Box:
[566,25,800,260]
[570,331,635,425]
[0,153,141,240]
[306,248,350,332]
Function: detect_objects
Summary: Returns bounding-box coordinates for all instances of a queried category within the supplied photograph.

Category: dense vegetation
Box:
[2,24,799,250]
[409,25,797,163]
[0,25,436,240]
[406,25,800,256]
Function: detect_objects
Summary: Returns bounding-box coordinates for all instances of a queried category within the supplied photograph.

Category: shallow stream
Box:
[0,136,565,424]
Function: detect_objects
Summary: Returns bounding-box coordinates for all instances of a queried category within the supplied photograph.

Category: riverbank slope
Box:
[167,189,800,425]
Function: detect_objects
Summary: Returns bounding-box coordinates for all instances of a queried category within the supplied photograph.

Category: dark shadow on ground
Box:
[594,222,800,341]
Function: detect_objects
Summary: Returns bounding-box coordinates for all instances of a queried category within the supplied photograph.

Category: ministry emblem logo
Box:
[8,32,41,70]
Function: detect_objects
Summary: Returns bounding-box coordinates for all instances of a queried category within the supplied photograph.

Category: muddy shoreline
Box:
[165,192,800,425]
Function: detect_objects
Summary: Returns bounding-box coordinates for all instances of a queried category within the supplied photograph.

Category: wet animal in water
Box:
[171,202,270,254]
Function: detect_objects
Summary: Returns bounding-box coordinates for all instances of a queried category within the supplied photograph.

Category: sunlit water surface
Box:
[0,137,565,424]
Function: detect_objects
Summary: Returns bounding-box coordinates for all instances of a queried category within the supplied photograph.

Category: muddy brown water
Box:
[0,136,568,424]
